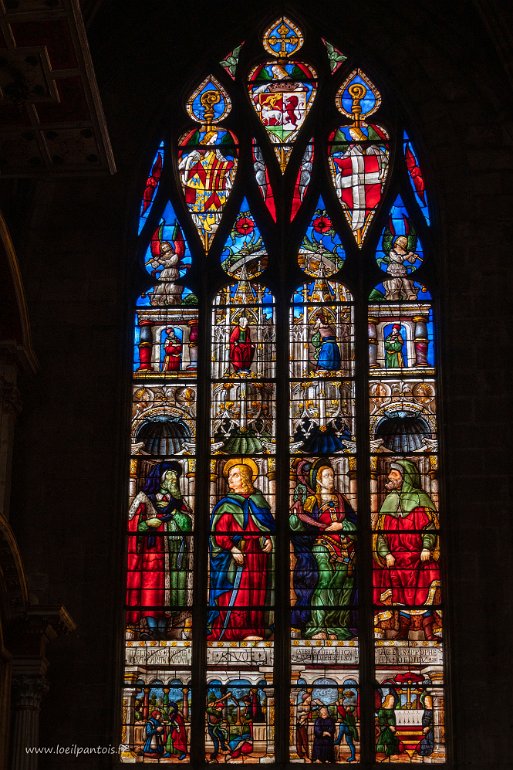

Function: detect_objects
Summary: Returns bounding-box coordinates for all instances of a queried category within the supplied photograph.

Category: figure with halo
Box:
[208,458,275,641]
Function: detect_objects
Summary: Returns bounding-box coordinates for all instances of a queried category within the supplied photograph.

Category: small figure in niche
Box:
[229,316,256,373]
[311,312,341,371]
[384,324,405,368]
[162,328,183,371]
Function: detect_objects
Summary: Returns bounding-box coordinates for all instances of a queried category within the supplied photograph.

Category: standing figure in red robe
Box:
[126,461,192,640]
[229,316,255,373]
[208,459,275,641]
[373,460,441,641]
[162,328,182,371]
[163,701,188,760]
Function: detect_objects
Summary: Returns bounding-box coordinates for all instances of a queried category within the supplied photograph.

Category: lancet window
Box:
[121,16,445,766]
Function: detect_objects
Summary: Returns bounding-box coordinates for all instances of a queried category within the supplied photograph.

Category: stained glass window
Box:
[122,15,446,766]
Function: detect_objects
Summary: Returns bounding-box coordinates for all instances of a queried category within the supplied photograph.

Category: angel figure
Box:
[379,231,421,301]
[146,222,186,306]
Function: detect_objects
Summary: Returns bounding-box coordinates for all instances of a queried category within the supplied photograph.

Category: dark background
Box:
[4,1,513,766]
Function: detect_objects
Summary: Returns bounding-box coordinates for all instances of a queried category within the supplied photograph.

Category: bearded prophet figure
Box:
[373,459,441,641]
[126,461,193,639]
[208,459,275,640]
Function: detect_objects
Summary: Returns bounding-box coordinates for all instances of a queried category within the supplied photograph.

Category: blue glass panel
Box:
[138,141,164,234]
[220,197,268,279]
[375,197,424,297]
[298,196,346,277]
[143,201,192,281]
[403,131,430,225]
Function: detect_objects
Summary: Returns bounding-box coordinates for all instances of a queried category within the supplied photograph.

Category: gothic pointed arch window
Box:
[122,16,445,765]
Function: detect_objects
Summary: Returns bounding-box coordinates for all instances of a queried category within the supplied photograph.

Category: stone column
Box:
[413,315,429,367]
[348,456,358,500]
[0,643,11,770]
[370,456,379,529]
[368,317,379,368]
[129,457,138,507]
[0,375,22,521]
[428,454,439,508]
[263,673,274,746]
[179,325,190,370]
[121,690,131,746]
[8,607,75,770]
[143,686,151,720]
[162,686,170,712]
[187,320,198,370]
[185,459,195,500]
[10,675,48,770]
[267,456,276,499]
[137,320,154,370]
[182,687,189,720]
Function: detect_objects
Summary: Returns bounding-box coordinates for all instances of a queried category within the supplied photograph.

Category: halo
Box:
[222,457,259,481]
[309,457,333,489]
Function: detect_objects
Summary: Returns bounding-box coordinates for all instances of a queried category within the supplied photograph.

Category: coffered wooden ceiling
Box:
[0,0,115,176]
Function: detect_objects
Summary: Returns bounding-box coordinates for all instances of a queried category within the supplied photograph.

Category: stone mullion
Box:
[357,262,375,769]
[189,255,210,766]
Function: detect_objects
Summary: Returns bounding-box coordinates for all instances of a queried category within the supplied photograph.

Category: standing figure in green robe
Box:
[376,693,402,759]
[290,458,357,640]
[159,464,193,613]
[384,324,405,368]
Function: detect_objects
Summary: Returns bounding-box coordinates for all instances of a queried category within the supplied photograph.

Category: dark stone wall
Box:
[5,1,513,766]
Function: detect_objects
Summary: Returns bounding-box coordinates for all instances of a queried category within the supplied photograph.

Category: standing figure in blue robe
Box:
[143,710,165,756]
[311,312,341,371]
